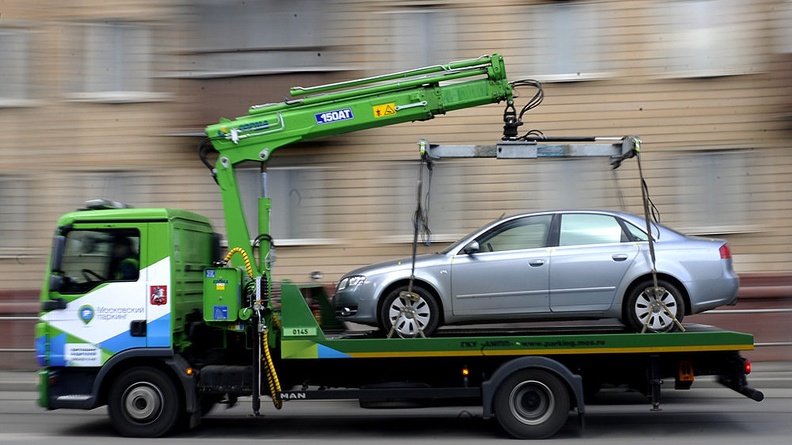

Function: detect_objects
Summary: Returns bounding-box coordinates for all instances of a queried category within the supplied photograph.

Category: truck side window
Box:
[109,236,140,281]
[58,229,140,294]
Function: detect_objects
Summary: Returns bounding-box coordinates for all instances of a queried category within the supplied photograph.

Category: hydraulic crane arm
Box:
[204,54,512,165]
[202,54,513,279]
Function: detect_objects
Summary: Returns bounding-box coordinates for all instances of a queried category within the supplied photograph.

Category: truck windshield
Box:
[57,229,141,294]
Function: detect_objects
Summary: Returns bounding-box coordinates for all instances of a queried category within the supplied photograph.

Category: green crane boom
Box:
[202,54,513,281]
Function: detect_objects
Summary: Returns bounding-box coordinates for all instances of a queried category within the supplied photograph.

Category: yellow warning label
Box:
[216,283,226,291]
[373,103,397,118]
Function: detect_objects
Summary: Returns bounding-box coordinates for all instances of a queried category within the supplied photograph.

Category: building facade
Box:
[1,1,790,302]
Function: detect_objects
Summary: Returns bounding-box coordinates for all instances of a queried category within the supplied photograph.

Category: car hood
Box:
[342,253,449,278]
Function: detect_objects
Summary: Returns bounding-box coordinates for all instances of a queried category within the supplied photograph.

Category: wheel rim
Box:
[122,382,164,424]
[508,380,555,426]
[387,293,432,337]
[634,286,678,332]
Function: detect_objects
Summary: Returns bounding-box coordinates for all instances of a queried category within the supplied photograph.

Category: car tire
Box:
[625,279,685,333]
[379,284,440,337]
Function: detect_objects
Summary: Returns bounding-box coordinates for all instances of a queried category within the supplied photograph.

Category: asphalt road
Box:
[1,363,790,444]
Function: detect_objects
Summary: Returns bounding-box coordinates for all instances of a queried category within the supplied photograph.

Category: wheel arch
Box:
[375,278,446,327]
[481,356,584,419]
[95,349,197,414]
[622,273,692,319]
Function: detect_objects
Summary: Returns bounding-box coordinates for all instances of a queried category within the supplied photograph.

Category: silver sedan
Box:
[333,210,739,337]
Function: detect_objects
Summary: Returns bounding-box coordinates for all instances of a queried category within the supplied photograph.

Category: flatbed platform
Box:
[279,285,755,360]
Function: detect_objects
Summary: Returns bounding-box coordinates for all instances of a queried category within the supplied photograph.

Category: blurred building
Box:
[1,0,791,295]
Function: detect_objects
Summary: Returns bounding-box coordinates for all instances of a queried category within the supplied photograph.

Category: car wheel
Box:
[379,284,440,337]
[625,279,685,333]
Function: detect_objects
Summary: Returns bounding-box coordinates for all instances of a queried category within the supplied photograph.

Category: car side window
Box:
[477,215,552,252]
[623,221,649,241]
[558,214,626,246]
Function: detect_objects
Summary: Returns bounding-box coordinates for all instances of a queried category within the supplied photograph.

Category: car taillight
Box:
[719,244,732,259]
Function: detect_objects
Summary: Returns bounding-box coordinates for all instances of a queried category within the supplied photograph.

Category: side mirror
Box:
[42,297,67,311]
[47,235,67,293]
[462,241,480,255]
[48,274,64,293]
[50,235,66,273]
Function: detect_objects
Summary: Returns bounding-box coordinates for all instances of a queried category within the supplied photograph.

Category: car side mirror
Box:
[462,241,480,255]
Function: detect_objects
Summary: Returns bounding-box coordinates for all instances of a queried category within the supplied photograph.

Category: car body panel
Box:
[549,242,640,313]
[450,247,550,316]
[333,210,740,331]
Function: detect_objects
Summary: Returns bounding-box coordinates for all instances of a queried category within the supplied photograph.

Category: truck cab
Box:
[36,201,218,406]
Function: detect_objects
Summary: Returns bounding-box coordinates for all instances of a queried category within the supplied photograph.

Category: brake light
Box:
[744,360,752,375]
[719,244,732,259]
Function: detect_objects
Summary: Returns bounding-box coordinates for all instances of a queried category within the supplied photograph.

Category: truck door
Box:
[39,224,150,367]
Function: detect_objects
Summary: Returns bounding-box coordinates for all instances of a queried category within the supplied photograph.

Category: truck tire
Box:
[493,369,570,439]
[625,279,684,333]
[379,284,440,337]
[107,367,183,437]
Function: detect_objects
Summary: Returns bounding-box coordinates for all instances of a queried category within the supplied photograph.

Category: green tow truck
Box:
[35,54,763,440]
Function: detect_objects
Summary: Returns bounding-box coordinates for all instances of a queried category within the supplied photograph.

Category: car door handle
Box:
[529,259,546,267]
[612,254,629,261]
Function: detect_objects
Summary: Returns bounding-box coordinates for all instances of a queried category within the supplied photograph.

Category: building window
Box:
[0,176,29,251]
[82,173,149,207]
[379,161,465,243]
[512,2,607,81]
[68,22,161,102]
[383,8,457,71]
[673,151,753,234]
[651,0,761,77]
[0,28,31,105]
[55,172,153,213]
[776,0,792,53]
[533,159,613,210]
[186,0,335,78]
[237,167,329,244]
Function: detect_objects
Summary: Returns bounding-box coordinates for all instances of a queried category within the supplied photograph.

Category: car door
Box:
[549,213,640,313]
[451,214,552,316]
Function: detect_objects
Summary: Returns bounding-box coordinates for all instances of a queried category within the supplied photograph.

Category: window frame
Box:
[510,1,610,82]
[65,21,168,103]
[236,165,333,246]
[0,26,33,106]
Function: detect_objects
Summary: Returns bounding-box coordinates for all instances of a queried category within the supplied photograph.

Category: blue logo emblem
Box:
[79,305,95,324]
[213,306,229,321]
[315,108,354,125]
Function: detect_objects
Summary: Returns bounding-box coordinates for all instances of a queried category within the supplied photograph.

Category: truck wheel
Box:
[625,279,684,333]
[379,284,439,337]
[107,367,182,437]
[493,369,570,439]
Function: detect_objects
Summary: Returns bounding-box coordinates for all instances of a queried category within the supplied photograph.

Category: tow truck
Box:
[35,54,763,440]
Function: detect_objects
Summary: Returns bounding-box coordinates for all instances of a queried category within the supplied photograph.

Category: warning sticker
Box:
[373,103,397,118]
